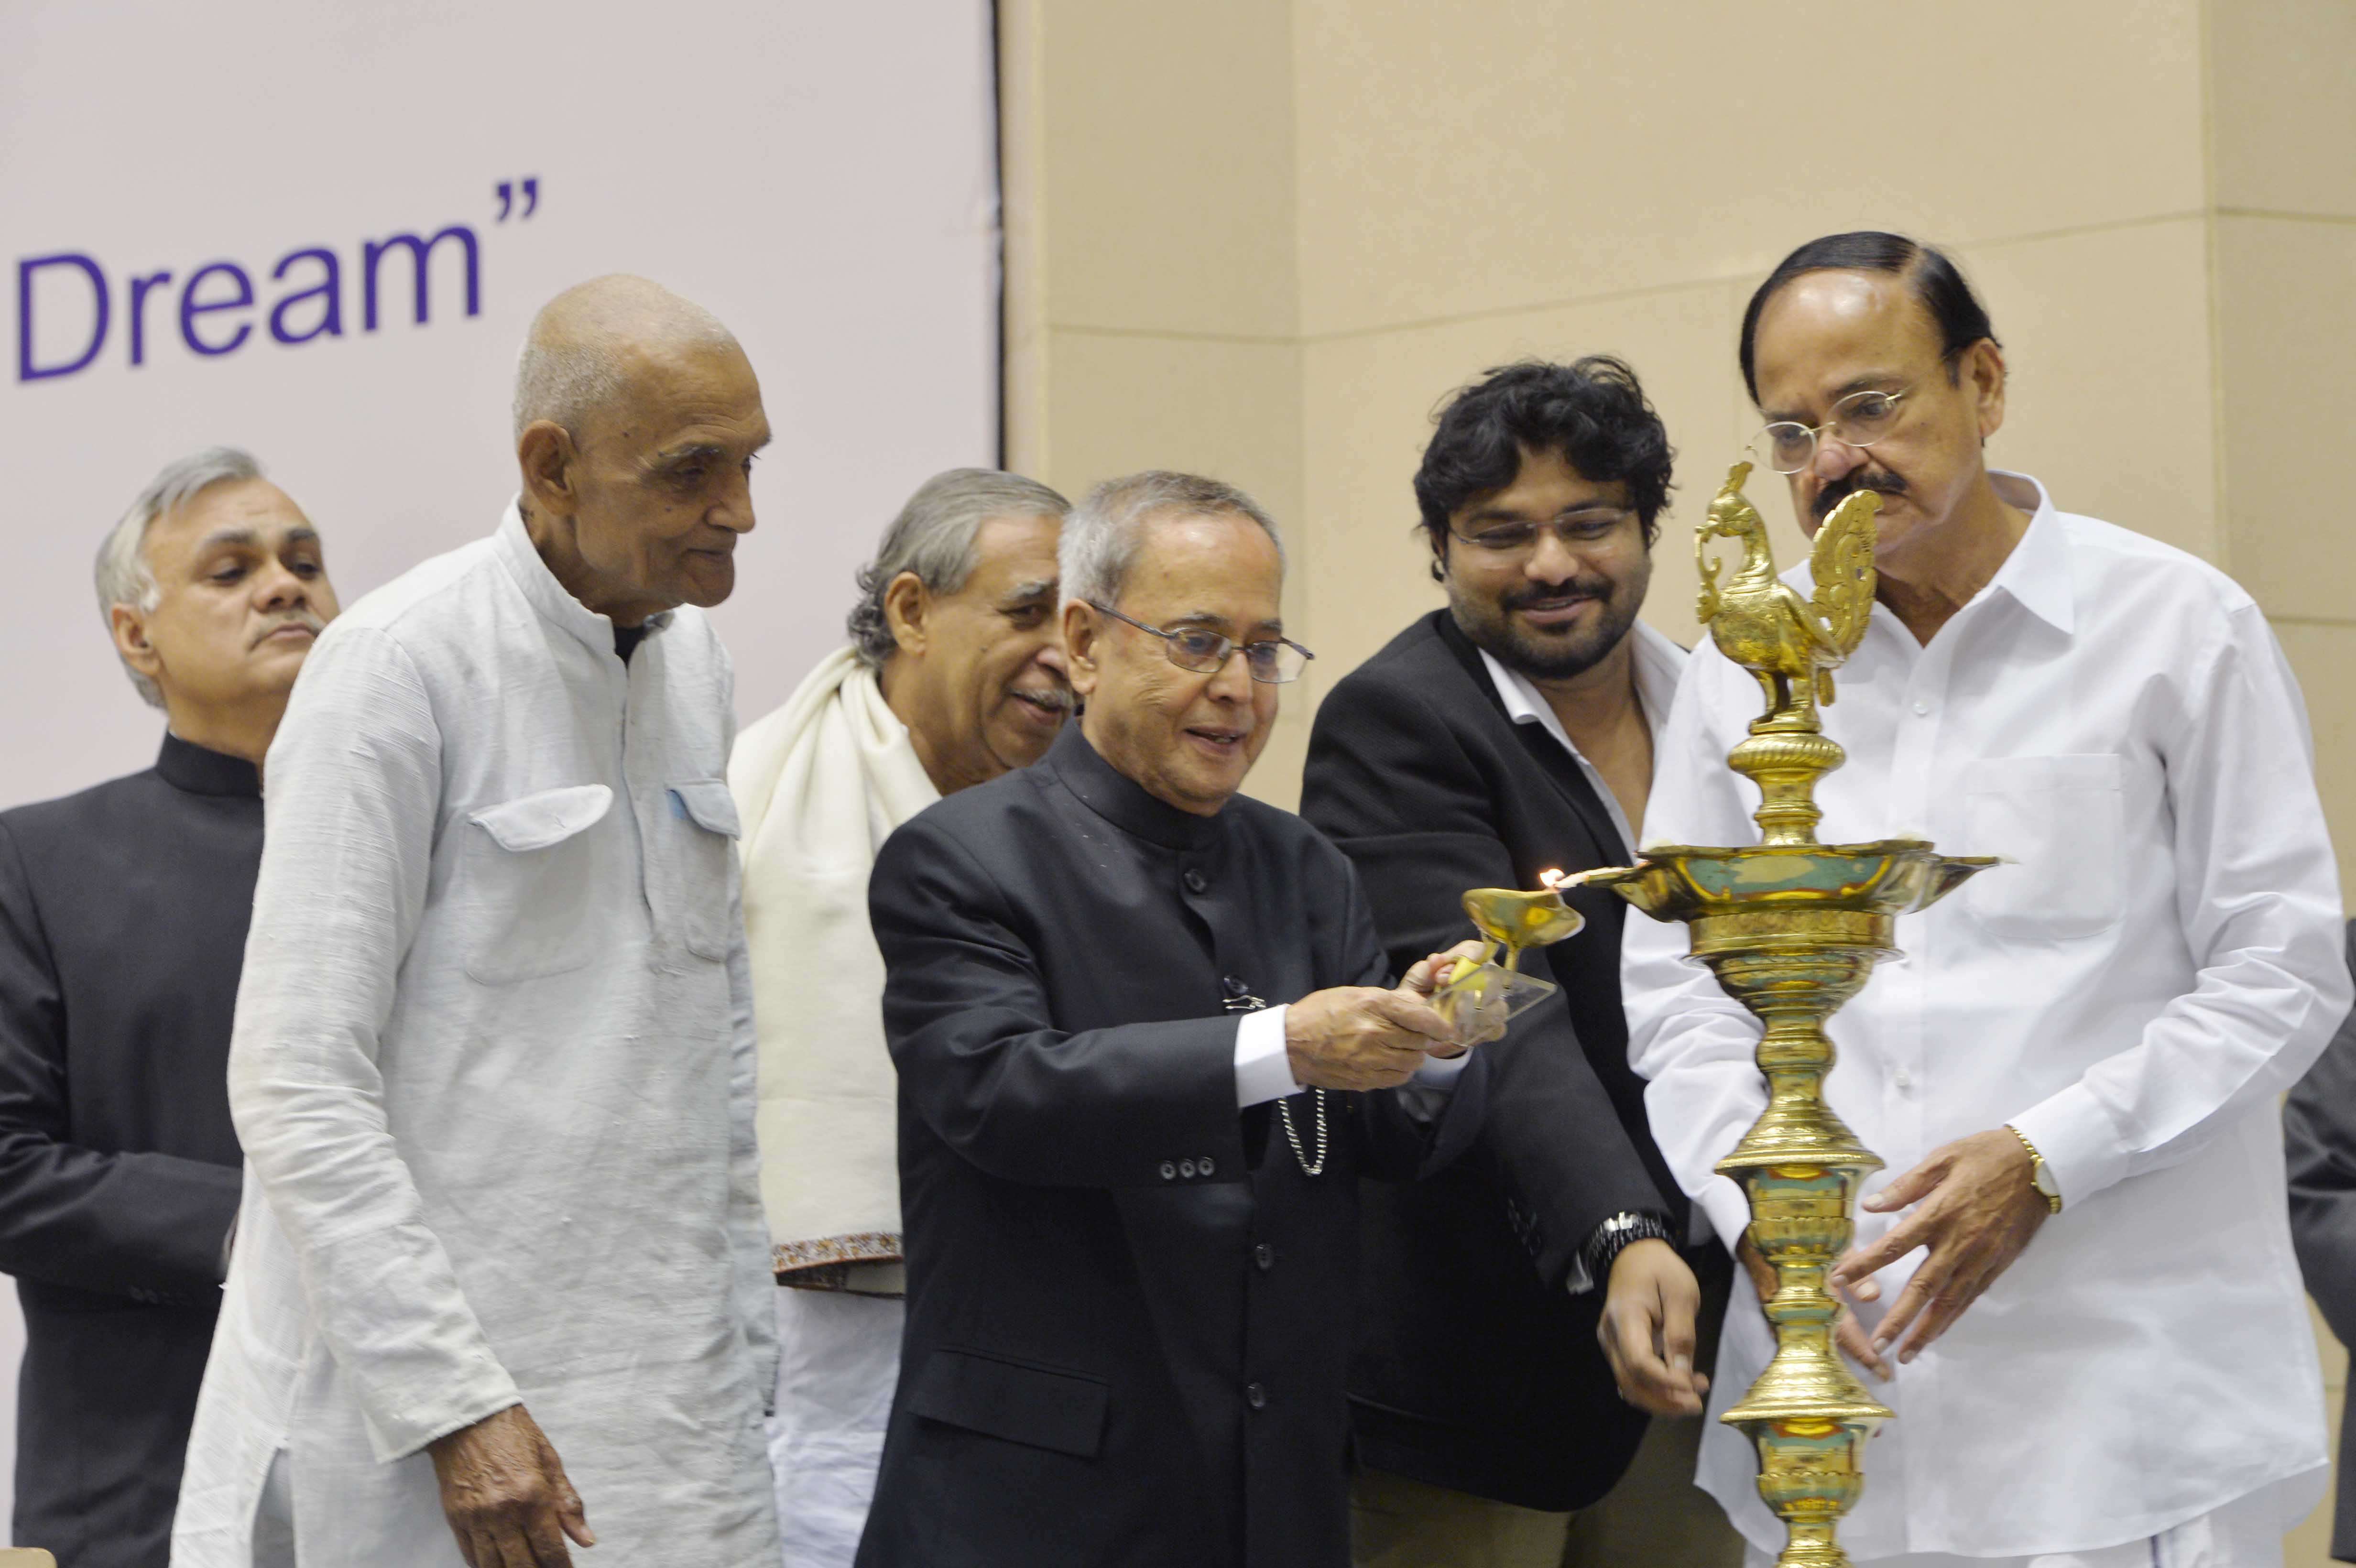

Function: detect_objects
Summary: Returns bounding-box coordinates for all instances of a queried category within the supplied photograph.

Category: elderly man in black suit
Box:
[1302,358,1741,1567]
[0,447,338,1567]
[2287,922,2356,1564]
[858,470,1490,1568]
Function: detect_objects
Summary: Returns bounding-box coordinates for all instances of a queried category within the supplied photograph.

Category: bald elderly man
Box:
[175,277,782,1568]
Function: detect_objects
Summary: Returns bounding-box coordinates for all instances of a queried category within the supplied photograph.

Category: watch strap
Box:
[2004,1123,2062,1214]
[1582,1209,1678,1284]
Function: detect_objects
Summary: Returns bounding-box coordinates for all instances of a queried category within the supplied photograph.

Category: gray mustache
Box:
[251,613,325,647]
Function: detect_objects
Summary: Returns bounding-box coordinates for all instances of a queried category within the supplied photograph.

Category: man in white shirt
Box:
[1624,230,2350,1568]
[728,467,1071,1565]
[174,275,783,1568]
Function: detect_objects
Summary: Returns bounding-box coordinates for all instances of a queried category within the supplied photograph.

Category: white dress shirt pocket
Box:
[461,783,614,983]
[665,778,741,961]
[1961,753,2126,940]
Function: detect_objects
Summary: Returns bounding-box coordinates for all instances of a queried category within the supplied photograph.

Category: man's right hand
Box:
[425,1404,595,1567]
[1284,982,1462,1090]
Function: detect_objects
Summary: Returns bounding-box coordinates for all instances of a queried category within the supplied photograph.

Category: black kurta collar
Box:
[155,733,262,798]
[1046,722,1226,854]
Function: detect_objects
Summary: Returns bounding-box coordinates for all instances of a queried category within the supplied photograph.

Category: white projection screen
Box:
[0,0,1001,1536]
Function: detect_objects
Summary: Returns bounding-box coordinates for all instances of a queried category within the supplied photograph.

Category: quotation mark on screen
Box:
[494,179,541,222]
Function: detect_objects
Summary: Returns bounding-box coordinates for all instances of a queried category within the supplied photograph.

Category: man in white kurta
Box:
[1625,233,2350,1567]
[175,278,782,1568]
[729,468,1069,1564]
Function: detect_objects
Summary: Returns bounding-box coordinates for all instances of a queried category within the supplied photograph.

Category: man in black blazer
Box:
[2286,921,2356,1564]
[860,472,1490,1568]
[1303,359,1741,1566]
[0,447,338,1567]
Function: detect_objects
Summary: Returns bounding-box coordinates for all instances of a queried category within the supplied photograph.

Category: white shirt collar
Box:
[1475,618,1687,854]
[493,497,677,658]
[1791,470,2075,639]
[1979,471,2074,635]
[1477,617,1685,753]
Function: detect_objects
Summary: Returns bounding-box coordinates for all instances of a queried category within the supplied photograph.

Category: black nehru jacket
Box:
[2284,921,2356,1563]
[0,735,256,1567]
[858,723,1486,1568]
[1303,609,1719,1512]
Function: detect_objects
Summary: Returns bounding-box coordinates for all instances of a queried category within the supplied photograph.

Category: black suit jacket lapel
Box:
[1430,613,1626,867]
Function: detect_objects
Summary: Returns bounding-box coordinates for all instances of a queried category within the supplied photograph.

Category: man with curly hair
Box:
[1304,357,1741,1567]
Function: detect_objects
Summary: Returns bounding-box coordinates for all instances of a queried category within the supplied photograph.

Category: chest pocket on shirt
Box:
[1962,754,2125,940]
[661,779,740,962]
[461,784,613,984]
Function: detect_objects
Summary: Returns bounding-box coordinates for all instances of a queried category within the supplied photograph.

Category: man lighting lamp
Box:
[174,277,784,1568]
[857,471,1490,1568]
[730,467,1071,1565]
[0,448,337,1567]
[1625,231,2347,1568]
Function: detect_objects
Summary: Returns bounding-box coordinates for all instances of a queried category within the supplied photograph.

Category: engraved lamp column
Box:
[1582,464,1994,1568]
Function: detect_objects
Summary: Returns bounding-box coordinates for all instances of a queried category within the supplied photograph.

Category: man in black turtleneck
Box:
[0,446,339,1568]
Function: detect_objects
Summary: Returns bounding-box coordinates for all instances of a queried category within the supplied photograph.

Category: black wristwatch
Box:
[1583,1210,1678,1284]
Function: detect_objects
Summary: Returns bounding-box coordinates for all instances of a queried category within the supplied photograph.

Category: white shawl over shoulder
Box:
[729,648,938,1295]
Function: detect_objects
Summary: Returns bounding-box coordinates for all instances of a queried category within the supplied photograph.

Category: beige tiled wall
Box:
[1003,3,2352,1556]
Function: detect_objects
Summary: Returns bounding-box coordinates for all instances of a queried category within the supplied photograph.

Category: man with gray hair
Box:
[727,466,1070,1564]
[0,447,337,1566]
[857,471,1492,1567]
[175,276,782,1568]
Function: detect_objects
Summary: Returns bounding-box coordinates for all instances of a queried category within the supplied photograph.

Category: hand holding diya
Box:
[1432,868,1603,1035]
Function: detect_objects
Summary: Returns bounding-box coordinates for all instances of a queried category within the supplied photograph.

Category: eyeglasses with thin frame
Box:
[1089,601,1315,685]
[1447,506,1641,558]
[1753,387,1911,474]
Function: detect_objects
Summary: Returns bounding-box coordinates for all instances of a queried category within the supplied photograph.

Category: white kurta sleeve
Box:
[231,625,523,1461]
[714,668,778,1408]
[1621,644,1767,1254]
[2008,601,2351,1205]
[726,924,780,1412]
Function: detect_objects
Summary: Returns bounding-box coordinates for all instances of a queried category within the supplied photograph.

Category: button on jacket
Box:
[173,504,780,1568]
[0,735,257,1566]
[1624,473,2349,1557]
[859,724,1485,1568]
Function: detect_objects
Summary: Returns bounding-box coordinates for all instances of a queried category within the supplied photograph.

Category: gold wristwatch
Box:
[2005,1124,2062,1214]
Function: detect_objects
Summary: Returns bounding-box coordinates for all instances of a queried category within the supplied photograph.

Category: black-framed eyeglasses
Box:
[1089,601,1314,685]
[1447,507,1641,557]
[1753,387,1911,474]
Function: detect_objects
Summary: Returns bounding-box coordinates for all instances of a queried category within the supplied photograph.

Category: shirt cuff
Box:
[1233,1005,1300,1108]
[2008,1082,2134,1209]
[1410,1048,1475,1088]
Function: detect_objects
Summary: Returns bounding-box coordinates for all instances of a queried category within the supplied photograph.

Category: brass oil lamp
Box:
[1571,464,1995,1566]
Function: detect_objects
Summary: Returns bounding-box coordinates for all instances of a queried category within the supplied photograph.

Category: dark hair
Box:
[1413,356,1674,575]
[1738,231,1999,402]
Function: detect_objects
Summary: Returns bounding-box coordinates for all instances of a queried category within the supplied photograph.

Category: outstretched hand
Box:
[426,1404,594,1567]
[1828,1128,2049,1367]
[1285,941,1493,1091]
